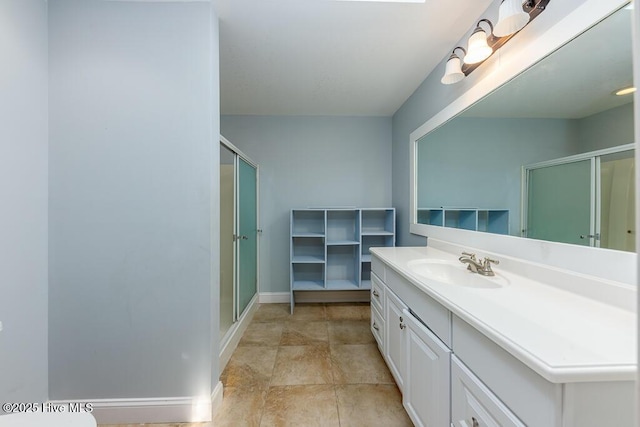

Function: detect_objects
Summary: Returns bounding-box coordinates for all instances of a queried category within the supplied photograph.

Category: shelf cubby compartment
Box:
[361,209,395,235]
[477,210,510,235]
[291,237,325,263]
[362,235,393,259]
[291,209,325,236]
[417,209,444,226]
[327,209,359,244]
[326,245,359,290]
[291,263,325,291]
[360,262,372,290]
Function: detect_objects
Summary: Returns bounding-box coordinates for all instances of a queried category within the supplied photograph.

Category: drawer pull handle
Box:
[399,323,406,330]
[372,322,379,331]
[372,290,380,297]
[472,417,479,427]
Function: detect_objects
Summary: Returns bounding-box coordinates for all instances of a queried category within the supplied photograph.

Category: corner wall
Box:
[48,0,219,406]
[0,0,49,403]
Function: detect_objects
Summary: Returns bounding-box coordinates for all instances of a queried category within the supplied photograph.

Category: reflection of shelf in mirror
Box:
[360,279,371,290]
[327,240,360,245]
[418,208,509,234]
[361,254,372,262]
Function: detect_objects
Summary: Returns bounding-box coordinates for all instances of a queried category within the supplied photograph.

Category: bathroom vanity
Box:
[370,239,636,427]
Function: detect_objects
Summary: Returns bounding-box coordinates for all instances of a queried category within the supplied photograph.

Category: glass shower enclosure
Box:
[220,139,258,342]
[524,144,635,251]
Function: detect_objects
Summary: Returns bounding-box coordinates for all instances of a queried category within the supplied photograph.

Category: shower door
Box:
[237,158,257,317]
[524,144,635,250]
[220,138,259,340]
[526,159,594,246]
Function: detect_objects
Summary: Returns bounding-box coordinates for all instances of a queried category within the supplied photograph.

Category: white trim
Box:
[221,135,257,169]
[219,293,259,372]
[409,0,635,284]
[523,144,635,170]
[210,381,224,419]
[259,292,290,303]
[53,393,215,425]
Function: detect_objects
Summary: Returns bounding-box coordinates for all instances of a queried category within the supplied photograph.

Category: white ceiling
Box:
[217,0,493,116]
[462,6,634,119]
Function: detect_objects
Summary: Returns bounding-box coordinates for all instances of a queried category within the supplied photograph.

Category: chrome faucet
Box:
[458,252,500,276]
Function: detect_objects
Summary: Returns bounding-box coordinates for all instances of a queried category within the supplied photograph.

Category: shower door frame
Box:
[220,136,260,338]
[521,143,634,248]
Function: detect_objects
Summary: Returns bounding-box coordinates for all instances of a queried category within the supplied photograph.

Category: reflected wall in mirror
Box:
[416,5,635,251]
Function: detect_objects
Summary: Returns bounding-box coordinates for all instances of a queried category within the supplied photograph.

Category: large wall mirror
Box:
[414,4,635,252]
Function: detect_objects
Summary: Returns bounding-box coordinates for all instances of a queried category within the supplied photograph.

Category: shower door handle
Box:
[580,233,600,240]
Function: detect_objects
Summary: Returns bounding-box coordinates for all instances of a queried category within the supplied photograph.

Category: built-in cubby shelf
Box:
[290,208,395,312]
[417,208,509,235]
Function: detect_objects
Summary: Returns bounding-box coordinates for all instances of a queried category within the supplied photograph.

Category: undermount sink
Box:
[407,259,509,289]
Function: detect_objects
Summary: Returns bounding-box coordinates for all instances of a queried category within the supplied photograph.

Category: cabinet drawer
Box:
[386,267,451,347]
[451,355,525,427]
[371,303,384,351]
[371,272,384,313]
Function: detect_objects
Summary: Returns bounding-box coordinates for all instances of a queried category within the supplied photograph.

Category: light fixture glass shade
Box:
[441,55,465,84]
[493,0,530,37]
[464,29,492,64]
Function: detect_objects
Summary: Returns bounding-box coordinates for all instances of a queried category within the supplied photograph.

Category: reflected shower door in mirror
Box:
[415,4,635,251]
[524,145,635,251]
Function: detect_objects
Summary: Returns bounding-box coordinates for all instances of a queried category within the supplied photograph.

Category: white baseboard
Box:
[219,294,259,371]
[54,393,215,425]
[211,381,224,419]
[258,292,290,303]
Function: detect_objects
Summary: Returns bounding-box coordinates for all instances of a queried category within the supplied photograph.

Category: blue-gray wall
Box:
[392,0,597,246]
[221,115,392,294]
[578,102,635,152]
[0,0,49,403]
[48,0,219,399]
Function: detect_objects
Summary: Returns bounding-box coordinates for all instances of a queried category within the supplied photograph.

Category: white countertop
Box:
[370,245,637,383]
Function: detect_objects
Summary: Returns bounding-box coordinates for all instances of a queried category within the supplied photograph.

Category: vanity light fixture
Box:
[441,0,551,85]
[441,47,467,85]
[614,86,637,96]
[494,0,531,36]
[464,19,494,64]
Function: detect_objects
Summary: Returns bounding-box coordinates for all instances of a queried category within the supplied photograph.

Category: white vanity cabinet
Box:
[370,272,385,352]
[370,248,635,427]
[384,286,407,390]
[372,263,452,427]
[403,308,451,427]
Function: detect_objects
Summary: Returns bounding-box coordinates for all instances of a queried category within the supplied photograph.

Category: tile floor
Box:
[100,302,413,427]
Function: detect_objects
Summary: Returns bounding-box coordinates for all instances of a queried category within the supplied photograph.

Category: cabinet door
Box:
[451,356,525,427]
[385,288,407,390]
[403,308,451,427]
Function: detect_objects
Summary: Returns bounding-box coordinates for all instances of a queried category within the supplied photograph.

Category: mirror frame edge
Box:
[409,0,636,285]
